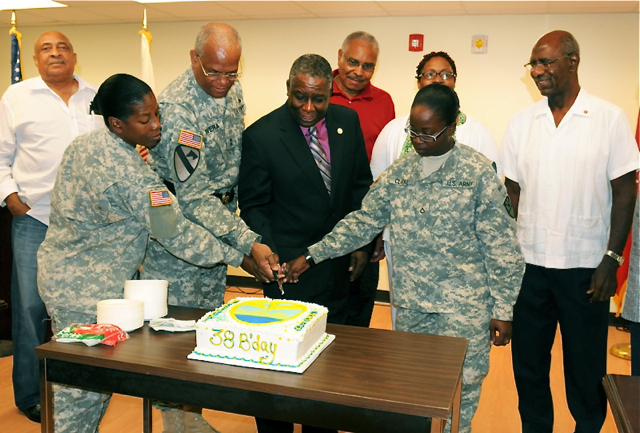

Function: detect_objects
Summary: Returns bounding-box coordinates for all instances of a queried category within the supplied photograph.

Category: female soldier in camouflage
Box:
[37,74,260,432]
[286,83,525,433]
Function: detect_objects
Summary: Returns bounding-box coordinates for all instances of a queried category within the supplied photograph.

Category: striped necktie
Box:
[308,126,331,194]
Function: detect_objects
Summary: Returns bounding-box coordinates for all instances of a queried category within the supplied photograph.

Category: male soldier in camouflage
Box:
[142,22,268,309]
[37,74,256,433]
[286,84,525,433]
[141,22,273,433]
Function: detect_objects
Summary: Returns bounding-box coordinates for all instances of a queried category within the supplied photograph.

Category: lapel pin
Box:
[337,128,343,135]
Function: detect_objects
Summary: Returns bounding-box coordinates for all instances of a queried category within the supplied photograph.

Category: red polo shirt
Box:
[330,70,395,161]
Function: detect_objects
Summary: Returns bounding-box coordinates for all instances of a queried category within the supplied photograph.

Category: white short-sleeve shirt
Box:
[500,89,639,269]
[0,75,102,225]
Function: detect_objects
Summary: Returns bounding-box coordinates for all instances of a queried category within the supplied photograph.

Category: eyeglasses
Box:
[343,55,375,72]
[524,56,569,72]
[197,56,241,80]
[417,70,456,81]
[404,124,451,143]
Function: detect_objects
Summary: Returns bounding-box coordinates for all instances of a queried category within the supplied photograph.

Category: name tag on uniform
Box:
[204,124,219,134]
[150,190,172,207]
[443,179,475,188]
[177,129,203,149]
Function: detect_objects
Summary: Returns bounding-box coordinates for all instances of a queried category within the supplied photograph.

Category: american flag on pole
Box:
[10,12,22,85]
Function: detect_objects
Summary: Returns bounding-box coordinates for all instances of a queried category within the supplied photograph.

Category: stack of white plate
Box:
[96,299,144,332]
[123,279,168,321]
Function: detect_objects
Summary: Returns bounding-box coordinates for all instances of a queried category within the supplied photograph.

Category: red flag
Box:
[613,108,640,315]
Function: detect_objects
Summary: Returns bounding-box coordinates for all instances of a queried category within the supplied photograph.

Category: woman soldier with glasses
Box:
[370,51,502,328]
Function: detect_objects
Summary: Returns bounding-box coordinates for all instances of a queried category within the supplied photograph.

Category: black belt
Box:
[163,180,234,205]
[214,190,234,205]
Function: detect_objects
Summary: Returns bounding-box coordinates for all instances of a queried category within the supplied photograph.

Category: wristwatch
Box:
[304,250,316,267]
[604,250,624,266]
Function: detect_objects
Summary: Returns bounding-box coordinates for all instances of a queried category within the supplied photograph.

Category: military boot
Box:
[161,408,185,433]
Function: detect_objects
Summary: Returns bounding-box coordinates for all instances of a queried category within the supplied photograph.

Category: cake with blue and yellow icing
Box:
[187,297,334,373]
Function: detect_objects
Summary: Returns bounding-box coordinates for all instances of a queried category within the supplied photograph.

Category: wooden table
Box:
[37,306,467,433]
[603,374,640,433]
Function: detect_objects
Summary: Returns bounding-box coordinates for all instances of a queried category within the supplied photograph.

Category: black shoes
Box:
[21,404,41,423]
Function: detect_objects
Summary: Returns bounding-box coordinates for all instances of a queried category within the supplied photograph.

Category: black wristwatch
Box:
[304,250,316,267]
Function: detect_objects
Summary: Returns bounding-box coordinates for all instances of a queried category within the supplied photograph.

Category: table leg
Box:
[430,418,444,433]
[430,373,462,433]
[39,358,53,433]
[450,374,462,433]
[143,398,152,433]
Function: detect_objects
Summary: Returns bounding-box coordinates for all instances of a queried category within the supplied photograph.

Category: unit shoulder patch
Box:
[174,145,201,182]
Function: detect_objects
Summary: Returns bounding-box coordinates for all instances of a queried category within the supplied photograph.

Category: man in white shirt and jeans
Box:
[501,30,638,433]
[0,30,101,423]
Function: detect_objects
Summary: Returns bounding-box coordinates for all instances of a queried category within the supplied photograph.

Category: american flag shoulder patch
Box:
[177,129,203,149]
[149,189,172,207]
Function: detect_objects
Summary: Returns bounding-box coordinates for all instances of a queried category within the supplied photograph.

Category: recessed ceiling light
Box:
[0,0,66,10]
[136,0,213,3]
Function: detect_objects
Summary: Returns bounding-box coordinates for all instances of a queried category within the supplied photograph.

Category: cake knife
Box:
[274,270,285,295]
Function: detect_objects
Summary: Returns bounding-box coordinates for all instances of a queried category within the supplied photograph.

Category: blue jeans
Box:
[11,214,49,411]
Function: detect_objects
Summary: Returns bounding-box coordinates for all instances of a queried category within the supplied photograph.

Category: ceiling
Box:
[0,1,638,28]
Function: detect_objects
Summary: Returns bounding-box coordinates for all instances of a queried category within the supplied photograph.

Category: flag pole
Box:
[9,10,23,84]
[137,8,154,162]
[138,9,155,91]
[139,9,154,92]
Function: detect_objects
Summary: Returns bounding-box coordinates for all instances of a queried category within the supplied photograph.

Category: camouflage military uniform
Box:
[37,128,236,432]
[309,144,525,433]
[142,68,257,309]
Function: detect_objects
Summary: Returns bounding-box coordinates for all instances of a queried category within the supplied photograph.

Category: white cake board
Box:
[187,333,335,374]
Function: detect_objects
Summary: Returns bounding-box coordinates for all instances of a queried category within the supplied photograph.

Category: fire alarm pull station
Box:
[409,34,424,52]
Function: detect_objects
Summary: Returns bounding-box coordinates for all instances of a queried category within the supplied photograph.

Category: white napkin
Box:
[149,317,196,332]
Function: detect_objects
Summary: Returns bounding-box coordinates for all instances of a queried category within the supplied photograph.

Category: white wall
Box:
[1,12,638,144]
